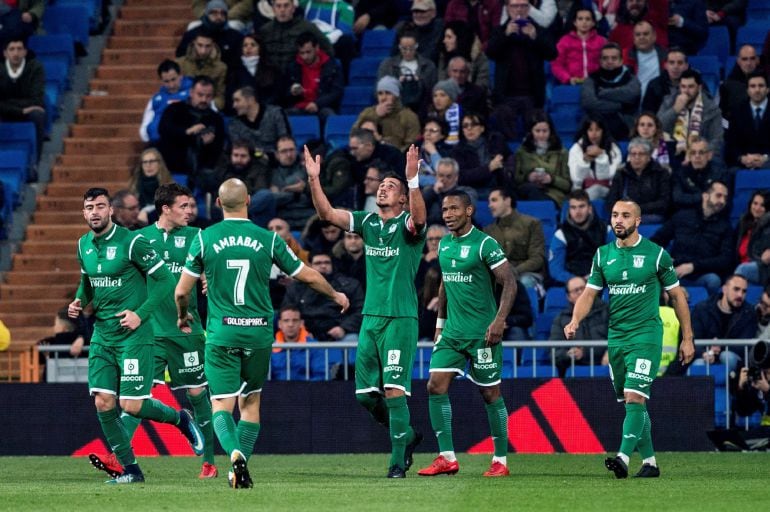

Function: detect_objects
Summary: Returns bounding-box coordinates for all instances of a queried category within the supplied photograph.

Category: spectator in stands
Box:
[283,251,363,342]
[503,279,535,341]
[378,31,438,115]
[158,76,225,188]
[283,31,344,123]
[581,42,641,141]
[667,0,709,55]
[229,85,290,154]
[416,223,447,294]
[0,38,44,162]
[352,0,399,35]
[658,69,724,163]
[484,186,546,290]
[423,157,478,225]
[300,0,357,81]
[140,60,192,144]
[692,274,755,371]
[38,308,86,361]
[736,207,770,286]
[0,1,43,45]
[437,21,490,89]
[110,190,146,231]
[500,0,561,33]
[352,77,421,152]
[269,217,310,263]
[224,33,281,114]
[624,21,665,101]
[552,8,606,86]
[392,0,444,63]
[127,148,174,221]
[671,136,727,209]
[755,287,770,338]
[550,276,609,376]
[651,180,732,294]
[418,118,452,186]
[513,111,571,206]
[444,0,502,51]
[177,1,244,70]
[568,115,622,200]
[606,137,671,221]
[358,161,386,212]
[347,127,404,181]
[720,45,760,124]
[486,0,557,141]
[302,217,344,255]
[447,56,489,117]
[213,140,273,226]
[333,231,366,287]
[268,136,314,229]
[630,111,673,171]
[426,80,462,145]
[451,112,513,190]
[271,305,323,381]
[549,190,610,285]
[259,0,334,73]
[187,195,211,229]
[706,0,747,54]
[735,191,770,273]
[609,0,669,49]
[642,47,689,114]
[176,30,227,111]
[190,0,251,32]
[725,72,770,170]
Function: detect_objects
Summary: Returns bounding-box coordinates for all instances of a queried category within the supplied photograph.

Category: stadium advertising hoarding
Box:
[0,377,713,456]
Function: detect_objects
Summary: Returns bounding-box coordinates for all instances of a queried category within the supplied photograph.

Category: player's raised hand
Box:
[116,310,141,330]
[564,320,579,340]
[177,313,194,334]
[485,318,505,346]
[405,144,419,181]
[303,145,322,179]
[334,292,350,313]
[68,298,82,319]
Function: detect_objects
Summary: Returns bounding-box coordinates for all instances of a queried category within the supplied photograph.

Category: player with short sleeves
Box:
[175,178,349,489]
[565,199,695,479]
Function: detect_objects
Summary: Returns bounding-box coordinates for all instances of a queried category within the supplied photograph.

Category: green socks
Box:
[485,397,509,458]
[235,420,261,462]
[212,410,240,456]
[97,408,136,467]
[187,390,215,464]
[428,394,454,453]
[120,411,141,440]
[636,408,655,459]
[619,402,646,456]
[356,392,390,428]
[137,398,180,424]
[386,395,410,469]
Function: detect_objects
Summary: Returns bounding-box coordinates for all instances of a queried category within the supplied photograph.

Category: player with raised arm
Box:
[417,191,517,477]
[305,144,427,478]
[69,188,204,485]
[564,198,695,479]
[174,178,349,489]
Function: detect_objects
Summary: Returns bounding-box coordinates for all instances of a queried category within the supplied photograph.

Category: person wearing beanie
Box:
[352,77,421,152]
[177,0,245,70]
[191,0,253,32]
[428,79,462,145]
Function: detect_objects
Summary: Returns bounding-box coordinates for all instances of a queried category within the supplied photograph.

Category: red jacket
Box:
[294,49,331,108]
[444,0,502,49]
[609,0,669,49]
[551,30,607,84]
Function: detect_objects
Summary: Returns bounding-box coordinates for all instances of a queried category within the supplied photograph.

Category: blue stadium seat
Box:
[0,149,28,206]
[736,24,767,53]
[549,85,582,114]
[544,287,568,317]
[361,30,396,58]
[324,114,357,151]
[348,57,381,87]
[40,57,70,93]
[0,122,37,168]
[713,385,727,428]
[518,200,558,240]
[340,86,373,115]
[507,141,521,154]
[688,363,728,385]
[746,284,763,305]
[565,365,610,377]
[698,26,730,62]
[488,60,495,85]
[684,286,709,309]
[411,347,433,379]
[520,346,551,365]
[288,115,321,149]
[735,412,763,428]
[171,174,189,187]
[687,55,721,96]
[637,223,662,238]
[511,364,557,378]
[747,0,770,18]
[731,169,770,225]
[43,5,90,49]
[474,199,493,227]
[526,283,539,319]
[723,56,736,79]
[533,313,554,341]
[57,0,102,33]
[616,140,629,158]
[44,84,58,129]
[28,34,75,67]
[550,110,581,145]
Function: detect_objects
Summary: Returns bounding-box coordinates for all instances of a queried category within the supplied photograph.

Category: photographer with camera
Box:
[735,340,770,420]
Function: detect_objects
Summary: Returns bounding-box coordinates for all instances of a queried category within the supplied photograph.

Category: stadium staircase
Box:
[0,0,188,381]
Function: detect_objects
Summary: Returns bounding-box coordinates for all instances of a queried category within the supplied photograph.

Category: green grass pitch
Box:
[0,453,766,512]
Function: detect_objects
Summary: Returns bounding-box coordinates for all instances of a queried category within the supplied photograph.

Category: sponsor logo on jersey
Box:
[143,249,158,262]
[106,247,117,260]
[628,372,654,383]
[123,359,139,375]
[460,246,470,258]
[212,236,264,254]
[183,351,200,367]
[383,365,404,373]
[174,236,186,248]
[477,348,493,363]
[168,261,185,274]
[442,272,473,283]
[365,246,399,257]
[387,350,401,364]
[607,258,616,265]
[89,276,123,288]
[85,248,94,255]
[608,283,647,295]
[634,358,652,375]
[474,362,498,370]
[633,255,645,268]
[222,316,268,327]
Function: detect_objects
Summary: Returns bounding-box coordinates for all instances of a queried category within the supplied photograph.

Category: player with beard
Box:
[564,198,694,479]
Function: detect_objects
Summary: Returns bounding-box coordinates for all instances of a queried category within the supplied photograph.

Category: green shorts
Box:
[355,315,417,396]
[205,344,271,399]
[153,334,207,390]
[429,334,503,386]
[88,341,154,400]
[607,343,661,401]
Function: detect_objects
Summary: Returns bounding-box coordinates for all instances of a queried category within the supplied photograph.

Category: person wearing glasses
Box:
[377,32,438,115]
[110,190,147,231]
[671,136,727,209]
[127,148,175,221]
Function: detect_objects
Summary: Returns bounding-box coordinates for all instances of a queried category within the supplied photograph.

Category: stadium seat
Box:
[518,200,558,240]
[526,285,539,319]
[688,363,728,385]
[565,365,610,377]
[340,86,373,115]
[684,286,709,308]
[687,55,721,96]
[488,60,495,85]
[0,122,37,168]
[616,140,629,158]
[324,114,357,151]
[533,313,554,341]
[171,174,189,187]
[28,34,75,67]
[698,26,729,63]
[735,412,763,428]
[474,199,494,227]
[57,0,102,34]
[736,24,767,53]
[520,345,551,365]
[507,141,521,154]
[548,85,582,115]
[731,169,770,225]
[747,0,770,18]
[713,385,727,428]
[544,287,568,317]
[288,115,321,149]
[361,30,396,58]
[0,149,28,206]
[550,110,581,144]
[746,284,763,305]
[637,223,662,238]
[43,5,90,50]
[511,364,557,378]
[40,57,70,93]
[348,57,381,87]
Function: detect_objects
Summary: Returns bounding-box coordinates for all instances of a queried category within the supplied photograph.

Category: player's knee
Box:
[119,399,143,415]
[479,385,500,404]
[187,387,205,398]
[93,393,116,412]
[426,378,449,396]
[624,392,646,405]
[356,391,378,409]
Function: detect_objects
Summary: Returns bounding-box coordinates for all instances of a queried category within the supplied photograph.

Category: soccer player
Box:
[88,184,217,479]
[564,198,695,479]
[417,191,517,478]
[174,178,349,489]
[68,188,205,484]
[304,144,427,479]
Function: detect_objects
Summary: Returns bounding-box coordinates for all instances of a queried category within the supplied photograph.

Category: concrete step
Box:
[4,270,80,286]
[0,284,75,301]
[89,79,156,95]
[56,154,136,168]
[52,166,132,182]
[82,94,149,110]
[70,124,141,138]
[6,326,52,343]
[33,211,85,224]
[0,299,72,313]
[113,20,185,37]
[11,254,79,271]
[63,137,144,155]
[107,36,179,50]
[102,49,175,65]
[26,225,90,240]
[0,312,56,328]
[20,241,79,256]
[46,182,128,197]
[95,65,156,81]
[37,197,87,212]
[76,109,143,125]
[120,5,192,20]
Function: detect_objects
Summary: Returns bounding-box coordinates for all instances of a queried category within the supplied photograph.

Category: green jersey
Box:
[184,218,303,349]
[138,223,203,337]
[76,223,175,345]
[438,226,507,339]
[586,236,678,345]
[350,210,426,318]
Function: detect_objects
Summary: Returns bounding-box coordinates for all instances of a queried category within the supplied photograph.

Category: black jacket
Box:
[692,292,757,341]
[671,161,728,209]
[605,161,671,219]
[641,72,674,114]
[158,100,225,174]
[726,98,770,167]
[176,21,244,69]
[719,64,751,123]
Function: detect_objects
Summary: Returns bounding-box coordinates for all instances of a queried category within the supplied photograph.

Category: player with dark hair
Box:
[175,178,348,489]
[417,190,517,477]
[565,198,694,479]
[68,187,204,484]
[305,144,427,478]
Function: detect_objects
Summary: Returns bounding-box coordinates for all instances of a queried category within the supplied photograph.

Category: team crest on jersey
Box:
[106,246,117,260]
[387,350,401,364]
[388,224,397,234]
[174,236,185,248]
[460,246,470,258]
[633,255,645,268]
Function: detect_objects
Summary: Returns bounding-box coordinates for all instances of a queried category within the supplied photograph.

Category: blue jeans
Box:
[679,273,722,295]
[735,262,761,284]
